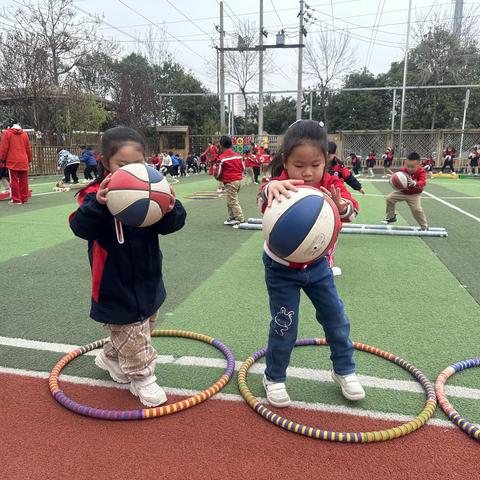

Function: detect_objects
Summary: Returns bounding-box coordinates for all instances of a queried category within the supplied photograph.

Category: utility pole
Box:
[296,0,304,120]
[258,0,264,136]
[398,0,412,157]
[453,0,464,36]
[219,2,226,133]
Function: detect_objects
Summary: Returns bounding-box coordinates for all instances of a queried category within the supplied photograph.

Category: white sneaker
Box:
[332,371,365,401]
[331,266,342,276]
[217,188,223,193]
[129,376,168,407]
[224,219,240,225]
[95,350,130,384]
[263,374,291,407]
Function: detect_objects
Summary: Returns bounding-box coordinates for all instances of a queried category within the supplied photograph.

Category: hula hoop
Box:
[49,329,235,420]
[435,358,480,441]
[238,338,437,442]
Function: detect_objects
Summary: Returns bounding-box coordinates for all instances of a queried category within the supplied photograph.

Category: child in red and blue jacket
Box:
[257,120,365,408]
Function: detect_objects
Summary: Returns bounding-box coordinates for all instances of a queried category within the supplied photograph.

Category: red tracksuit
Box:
[216,148,244,183]
[0,126,32,203]
[400,166,427,194]
[202,145,218,175]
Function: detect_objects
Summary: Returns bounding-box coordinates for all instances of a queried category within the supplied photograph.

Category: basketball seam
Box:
[268,194,324,258]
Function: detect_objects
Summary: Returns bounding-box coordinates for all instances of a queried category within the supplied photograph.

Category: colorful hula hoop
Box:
[435,358,480,441]
[238,338,437,442]
[49,329,235,420]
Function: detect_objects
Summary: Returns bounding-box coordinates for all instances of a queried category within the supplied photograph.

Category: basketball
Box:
[390,171,410,191]
[106,163,174,227]
[262,186,341,264]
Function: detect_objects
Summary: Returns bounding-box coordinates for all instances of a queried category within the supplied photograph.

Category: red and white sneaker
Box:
[0,191,10,201]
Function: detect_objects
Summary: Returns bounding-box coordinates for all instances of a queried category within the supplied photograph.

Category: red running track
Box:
[1,373,478,480]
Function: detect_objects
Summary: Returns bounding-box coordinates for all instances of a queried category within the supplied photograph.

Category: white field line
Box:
[0,365,454,429]
[423,191,480,223]
[1,335,479,401]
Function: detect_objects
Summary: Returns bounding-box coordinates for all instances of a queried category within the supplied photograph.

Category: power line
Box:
[366,0,386,69]
[270,0,285,30]
[164,0,215,43]
[364,0,382,68]
[117,0,210,63]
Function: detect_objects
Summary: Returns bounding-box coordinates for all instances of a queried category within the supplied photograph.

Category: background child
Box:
[441,146,456,173]
[366,150,376,177]
[382,151,428,230]
[0,158,10,200]
[258,120,365,407]
[81,146,98,181]
[243,145,257,186]
[69,126,187,407]
[328,141,365,194]
[468,146,479,175]
[57,148,80,184]
[422,155,434,178]
[215,135,245,226]
[382,148,394,177]
[350,152,361,176]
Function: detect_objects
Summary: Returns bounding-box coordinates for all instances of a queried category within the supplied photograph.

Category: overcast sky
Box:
[4,0,478,95]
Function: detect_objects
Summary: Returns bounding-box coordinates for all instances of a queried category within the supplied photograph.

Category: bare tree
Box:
[9,0,100,87]
[222,19,272,133]
[304,27,355,124]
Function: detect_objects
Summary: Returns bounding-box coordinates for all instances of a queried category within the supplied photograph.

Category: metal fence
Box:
[339,129,480,169]
[21,129,480,175]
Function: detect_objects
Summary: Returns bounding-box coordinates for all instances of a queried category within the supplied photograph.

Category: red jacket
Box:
[216,148,244,183]
[260,153,270,165]
[260,169,359,220]
[400,166,427,194]
[244,153,257,168]
[0,127,32,171]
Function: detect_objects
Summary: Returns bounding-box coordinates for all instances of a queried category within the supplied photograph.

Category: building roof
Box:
[156,126,190,133]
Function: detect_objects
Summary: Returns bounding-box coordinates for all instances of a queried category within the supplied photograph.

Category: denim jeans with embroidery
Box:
[263,252,355,382]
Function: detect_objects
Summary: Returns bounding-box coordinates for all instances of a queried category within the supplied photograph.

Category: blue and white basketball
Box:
[263,186,341,264]
[107,163,174,227]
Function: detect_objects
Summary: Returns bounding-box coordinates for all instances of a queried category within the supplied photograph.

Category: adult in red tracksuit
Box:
[383,151,428,229]
[0,120,32,204]
[215,136,245,225]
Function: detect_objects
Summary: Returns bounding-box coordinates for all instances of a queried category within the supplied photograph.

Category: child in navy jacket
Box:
[70,126,186,407]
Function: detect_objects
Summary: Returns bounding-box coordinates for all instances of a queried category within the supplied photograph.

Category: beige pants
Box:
[103,310,159,381]
[386,191,428,229]
[244,167,255,185]
[225,180,245,222]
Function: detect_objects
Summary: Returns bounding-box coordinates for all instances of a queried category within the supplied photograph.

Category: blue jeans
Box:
[263,252,355,382]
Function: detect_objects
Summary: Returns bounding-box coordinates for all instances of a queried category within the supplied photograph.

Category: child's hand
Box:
[320,186,348,215]
[96,175,112,205]
[167,186,176,213]
[407,177,417,187]
[266,179,304,207]
[359,188,366,195]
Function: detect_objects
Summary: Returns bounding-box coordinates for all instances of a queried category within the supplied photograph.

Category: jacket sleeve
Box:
[416,169,427,189]
[0,131,10,161]
[153,199,187,235]
[69,192,112,240]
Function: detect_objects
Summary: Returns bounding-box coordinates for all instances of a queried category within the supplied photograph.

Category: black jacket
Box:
[69,185,186,324]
